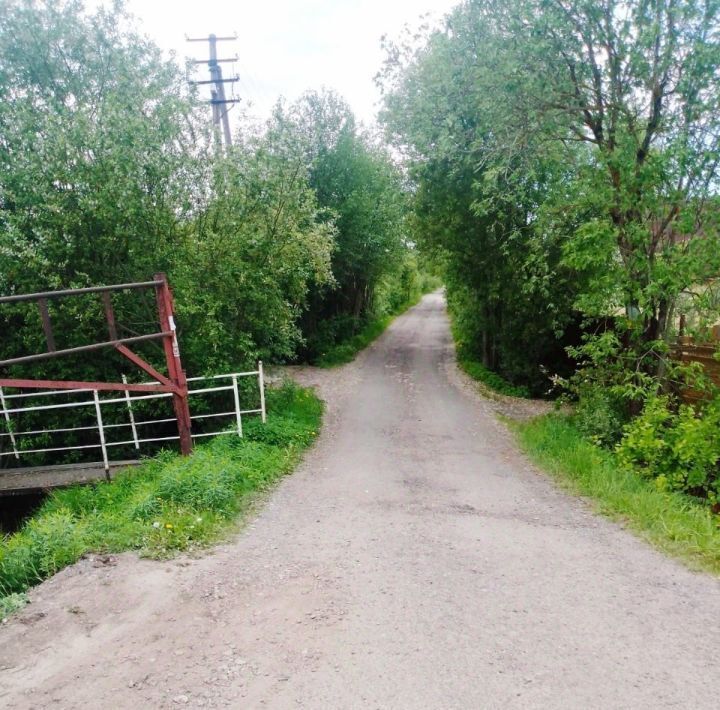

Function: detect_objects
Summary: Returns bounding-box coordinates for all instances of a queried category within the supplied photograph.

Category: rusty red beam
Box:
[102,291,118,340]
[37,298,56,352]
[0,331,172,368]
[0,280,162,305]
[155,273,193,455]
[0,377,176,394]
[114,343,181,394]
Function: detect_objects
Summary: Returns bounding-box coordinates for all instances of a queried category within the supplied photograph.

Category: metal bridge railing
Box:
[0,363,266,473]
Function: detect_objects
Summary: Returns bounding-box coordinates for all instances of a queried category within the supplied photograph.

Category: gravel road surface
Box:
[1,291,719,709]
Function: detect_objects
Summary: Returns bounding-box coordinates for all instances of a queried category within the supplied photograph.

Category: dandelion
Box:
[165,523,174,530]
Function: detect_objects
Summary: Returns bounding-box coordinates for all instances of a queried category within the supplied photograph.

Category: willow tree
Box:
[475,0,720,381]
[381,0,720,395]
[378,4,581,393]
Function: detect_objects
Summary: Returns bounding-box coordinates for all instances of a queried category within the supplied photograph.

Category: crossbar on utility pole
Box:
[187,33,239,148]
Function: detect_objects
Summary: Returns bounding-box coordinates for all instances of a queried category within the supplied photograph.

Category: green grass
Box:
[0,592,28,621]
[316,298,421,368]
[0,382,322,607]
[459,359,530,398]
[515,413,720,574]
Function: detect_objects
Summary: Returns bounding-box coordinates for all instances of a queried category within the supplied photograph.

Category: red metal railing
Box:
[0,274,193,455]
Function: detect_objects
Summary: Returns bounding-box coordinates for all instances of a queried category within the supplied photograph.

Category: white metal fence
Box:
[0,362,266,471]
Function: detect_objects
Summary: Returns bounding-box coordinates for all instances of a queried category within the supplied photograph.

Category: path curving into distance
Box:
[2,291,720,709]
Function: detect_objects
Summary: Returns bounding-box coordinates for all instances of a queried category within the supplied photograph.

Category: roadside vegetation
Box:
[517,415,720,574]
[458,360,530,399]
[0,383,321,616]
[379,0,720,539]
[316,311,404,368]
[0,1,428,467]
[380,0,720,401]
[452,320,530,398]
[315,270,441,367]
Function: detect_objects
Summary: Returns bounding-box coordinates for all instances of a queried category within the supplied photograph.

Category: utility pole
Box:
[187,34,239,148]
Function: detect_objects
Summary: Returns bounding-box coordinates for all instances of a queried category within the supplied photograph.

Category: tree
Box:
[283,91,409,358]
[0,0,204,294]
[472,0,720,384]
[378,6,581,393]
[379,0,720,397]
[0,0,209,388]
[174,107,335,371]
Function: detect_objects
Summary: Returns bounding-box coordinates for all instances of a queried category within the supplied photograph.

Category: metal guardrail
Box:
[0,363,266,473]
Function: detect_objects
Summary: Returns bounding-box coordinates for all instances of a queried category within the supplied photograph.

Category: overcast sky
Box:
[118,0,458,126]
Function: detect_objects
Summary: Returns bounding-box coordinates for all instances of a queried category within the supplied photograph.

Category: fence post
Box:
[121,374,141,451]
[258,361,266,424]
[154,273,192,455]
[0,385,20,460]
[231,375,243,438]
[93,389,110,478]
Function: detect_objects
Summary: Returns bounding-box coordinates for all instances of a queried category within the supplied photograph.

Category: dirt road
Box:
[2,292,720,709]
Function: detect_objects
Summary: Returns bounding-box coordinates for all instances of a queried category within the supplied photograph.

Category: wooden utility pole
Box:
[187,33,239,148]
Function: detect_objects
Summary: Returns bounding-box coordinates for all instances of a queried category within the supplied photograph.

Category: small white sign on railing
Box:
[0,362,266,471]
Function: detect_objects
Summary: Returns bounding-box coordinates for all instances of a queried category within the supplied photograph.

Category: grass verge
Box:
[515,413,720,574]
[316,298,421,368]
[458,359,530,398]
[0,382,322,614]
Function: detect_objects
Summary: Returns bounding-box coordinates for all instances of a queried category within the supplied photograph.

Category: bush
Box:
[573,384,629,447]
[617,396,720,499]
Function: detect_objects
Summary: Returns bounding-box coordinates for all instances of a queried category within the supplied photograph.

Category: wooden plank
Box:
[0,461,139,495]
[672,338,720,403]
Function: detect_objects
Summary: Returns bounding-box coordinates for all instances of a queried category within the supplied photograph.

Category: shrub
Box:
[573,384,629,447]
[617,396,720,499]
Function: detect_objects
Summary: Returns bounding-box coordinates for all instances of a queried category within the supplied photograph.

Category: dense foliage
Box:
[617,395,720,500]
[0,0,332,378]
[378,4,583,395]
[284,90,414,360]
[0,1,424,466]
[379,0,720,403]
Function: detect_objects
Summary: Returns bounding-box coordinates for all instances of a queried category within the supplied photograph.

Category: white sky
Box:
[119,0,458,126]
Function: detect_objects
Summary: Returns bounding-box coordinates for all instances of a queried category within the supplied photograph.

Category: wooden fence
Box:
[673,337,720,403]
